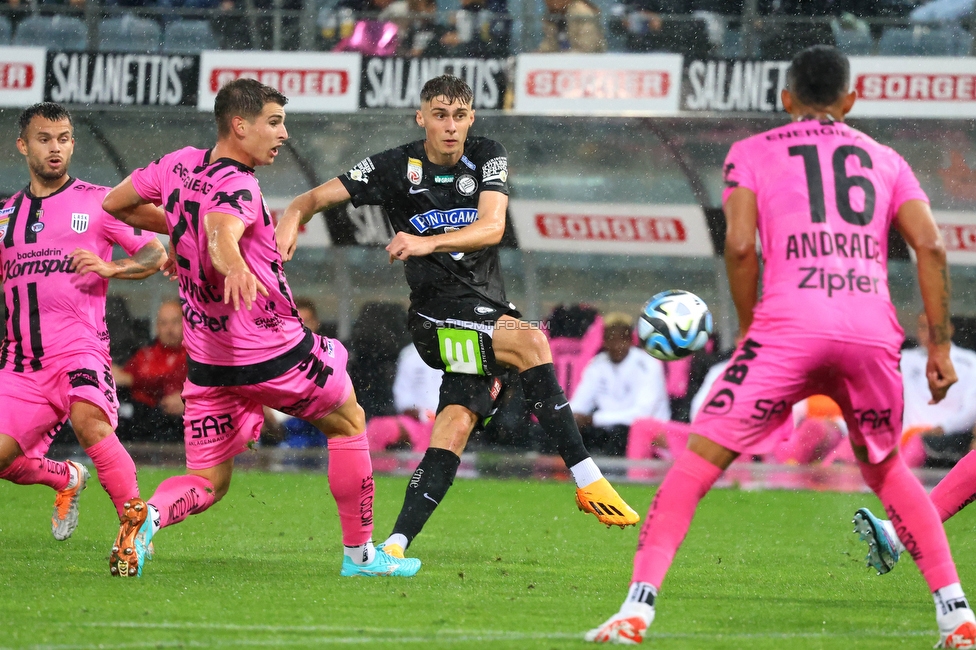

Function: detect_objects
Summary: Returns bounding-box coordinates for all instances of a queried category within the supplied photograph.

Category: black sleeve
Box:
[478,140,509,195]
[337,147,402,208]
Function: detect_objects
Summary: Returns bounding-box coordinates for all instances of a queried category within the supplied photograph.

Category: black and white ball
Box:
[637,290,713,361]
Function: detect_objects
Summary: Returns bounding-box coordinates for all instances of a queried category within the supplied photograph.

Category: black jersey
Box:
[337,136,512,309]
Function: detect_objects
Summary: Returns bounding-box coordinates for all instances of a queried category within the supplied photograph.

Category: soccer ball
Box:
[637,290,713,361]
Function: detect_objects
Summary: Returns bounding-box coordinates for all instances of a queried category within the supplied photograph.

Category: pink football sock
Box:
[85,434,139,519]
[632,450,723,589]
[149,475,216,529]
[858,453,959,592]
[929,451,976,522]
[364,417,403,452]
[327,432,374,546]
[0,455,71,490]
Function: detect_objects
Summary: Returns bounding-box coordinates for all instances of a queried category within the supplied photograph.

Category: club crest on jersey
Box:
[71,213,89,234]
[407,157,423,185]
[456,174,477,196]
[0,217,8,239]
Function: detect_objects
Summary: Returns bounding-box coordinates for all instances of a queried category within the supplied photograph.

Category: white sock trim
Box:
[935,583,969,620]
[570,458,603,488]
[384,533,409,550]
[65,462,79,490]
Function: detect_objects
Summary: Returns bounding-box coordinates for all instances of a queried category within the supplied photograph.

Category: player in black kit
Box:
[277,75,638,562]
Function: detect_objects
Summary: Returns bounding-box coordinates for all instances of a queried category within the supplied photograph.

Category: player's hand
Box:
[926,344,957,404]
[159,242,177,281]
[159,392,185,416]
[223,265,269,311]
[386,232,435,263]
[275,212,301,262]
[69,248,115,278]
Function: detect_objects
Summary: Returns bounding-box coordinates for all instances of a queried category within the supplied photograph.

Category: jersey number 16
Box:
[788,145,876,226]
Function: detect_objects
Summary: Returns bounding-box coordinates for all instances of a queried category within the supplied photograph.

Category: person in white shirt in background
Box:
[365,343,444,454]
[570,312,669,456]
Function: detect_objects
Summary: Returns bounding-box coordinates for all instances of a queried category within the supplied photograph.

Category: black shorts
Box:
[408,297,520,418]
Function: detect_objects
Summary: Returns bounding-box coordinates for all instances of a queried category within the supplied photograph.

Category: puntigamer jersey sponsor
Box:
[722,119,929,346]
[130,147,306,381]
[338,136,511,308]
[0,178,156,370]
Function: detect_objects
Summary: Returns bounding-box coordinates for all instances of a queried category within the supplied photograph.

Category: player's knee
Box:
[511,327,551,371]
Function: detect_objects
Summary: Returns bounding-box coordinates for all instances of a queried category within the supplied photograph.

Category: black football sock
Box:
[390,447,461,548]
[520,363,590,467]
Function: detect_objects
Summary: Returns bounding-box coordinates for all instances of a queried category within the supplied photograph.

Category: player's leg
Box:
[585,434,735,644]
[929,450,976,522]
[70,400,138,520]
[381,398,479,557]
[841,341,976,646]
[493,315,639,527]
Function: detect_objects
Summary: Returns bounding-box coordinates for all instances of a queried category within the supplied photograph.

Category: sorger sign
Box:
[0,46,45,107]
[515,53,682,113]
[509,200,712,256]
[849,57,976,118]
[198,51,360,112]
[933,211,976,266]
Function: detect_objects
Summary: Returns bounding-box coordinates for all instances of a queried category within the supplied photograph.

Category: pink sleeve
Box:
[888,153,929,221]
[204,175,262,228]
[721,140,758,204]
[102,211,159,256]
[130,155,166,205]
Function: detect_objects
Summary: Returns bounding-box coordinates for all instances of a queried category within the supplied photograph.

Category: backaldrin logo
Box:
[534,213,686,243]
[0,63,35,90]
[210,69,349,97]
[525,69,670,99]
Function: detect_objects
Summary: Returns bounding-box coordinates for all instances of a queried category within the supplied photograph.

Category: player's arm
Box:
[723,187,760,336]
[102,177,169,234]
[70,238,167,281]
[895,198,956,403]
[386,190,507,263]
[205,211,268,311]
[277,178,352,262]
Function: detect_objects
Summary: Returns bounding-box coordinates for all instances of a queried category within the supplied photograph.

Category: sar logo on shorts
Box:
[455,174,477,196]
[71,213,89,234]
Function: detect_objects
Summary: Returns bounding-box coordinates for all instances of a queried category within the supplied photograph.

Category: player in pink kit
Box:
[0,102,165,542]
[586,46,976,648]
[102,79,419,579]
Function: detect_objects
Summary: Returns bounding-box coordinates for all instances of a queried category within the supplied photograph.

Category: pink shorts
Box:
[182,334,353,470]
[693,335,902,464]
[0,351,118,457]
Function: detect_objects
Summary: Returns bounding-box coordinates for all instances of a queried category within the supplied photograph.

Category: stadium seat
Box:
[13,15,87,50]
[163,20,218,53]
[878,27,918,55]
[0,16,11,45]
[833,28,873,55]
[98,15,162,53]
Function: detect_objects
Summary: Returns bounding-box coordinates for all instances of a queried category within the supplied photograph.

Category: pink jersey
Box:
[130,147,306,386]
[0,178,155,371]
[722,119,928,347]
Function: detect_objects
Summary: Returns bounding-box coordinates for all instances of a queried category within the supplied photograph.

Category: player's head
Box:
[782,45,856,120]
[156,299,184,349]
[417,75,474,161]
[603,312,634,364]
[294,297,320,333]
[16,102,74,183]
[214,79,288,167]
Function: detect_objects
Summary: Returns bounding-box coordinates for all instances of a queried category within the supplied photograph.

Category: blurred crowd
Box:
[91,294,976,474]
[0,0,970,56]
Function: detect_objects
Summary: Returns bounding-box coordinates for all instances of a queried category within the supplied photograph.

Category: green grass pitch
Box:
[2,468,975,649]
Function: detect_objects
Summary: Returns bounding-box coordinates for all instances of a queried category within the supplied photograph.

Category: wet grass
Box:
[1,468,974,649]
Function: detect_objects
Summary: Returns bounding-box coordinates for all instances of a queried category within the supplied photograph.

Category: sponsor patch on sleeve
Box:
[482,157,508,183]
[348,158,375,184]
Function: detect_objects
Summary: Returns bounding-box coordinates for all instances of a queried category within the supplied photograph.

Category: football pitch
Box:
[2,469,974,649]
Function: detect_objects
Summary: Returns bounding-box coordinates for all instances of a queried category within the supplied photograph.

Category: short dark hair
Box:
[18,102,72,139]
[420,75,473,106]
[786,45,850,109]
[214,79,288,138]
[294,297,318,321]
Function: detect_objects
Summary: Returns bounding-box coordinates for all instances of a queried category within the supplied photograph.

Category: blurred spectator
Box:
[570,312,669,456]
[364,343,443,452]
[114,300,187,443]
[900,312,976,467]
[440,0,510,57]
[106,294,151,366]
[321,0,402,49]
[213,0,254,50]
[758,0,839,59]
[397,0,450,56]
[537,0,607,52]
[611,0,711,58]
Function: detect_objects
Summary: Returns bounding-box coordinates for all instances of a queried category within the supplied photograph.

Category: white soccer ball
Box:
[637,290,713,361]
